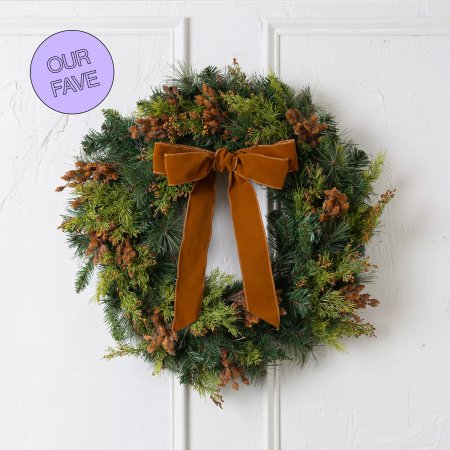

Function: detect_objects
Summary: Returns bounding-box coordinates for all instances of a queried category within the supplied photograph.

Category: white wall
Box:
[1,2,450,449]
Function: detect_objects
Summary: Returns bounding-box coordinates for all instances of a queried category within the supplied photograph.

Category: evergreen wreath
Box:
[57,61,395,406]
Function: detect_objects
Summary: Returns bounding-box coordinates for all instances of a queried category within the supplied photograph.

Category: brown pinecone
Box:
[162,84,180,106]
[285,109,328,147]
[319,187,349,222]
[85,224,139,269]
[129,115,170,142]
[86,227,115,265]
[229,288,286,327]
[229,290,260,327]
[194,83,224,135]
[56,161,119,191]
[144,308,178,356]
[115,237,138,267]
[218,350,249,390]
[340,284,380,309]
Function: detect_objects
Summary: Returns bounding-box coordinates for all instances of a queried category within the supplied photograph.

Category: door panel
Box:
[2,3,450,450]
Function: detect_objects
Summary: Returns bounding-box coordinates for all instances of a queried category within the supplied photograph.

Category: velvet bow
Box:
[153,139,298,331]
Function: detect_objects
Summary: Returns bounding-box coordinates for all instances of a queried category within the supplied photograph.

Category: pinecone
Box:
[194,83,224,135]
[319,187,349,222]
[229,288,286,328]
[218,350,249,390]
[86,225,116,265]
[340,284,380,308]
[144,308,178,356]
[84,223,139,269]
[285,109,328,147]
[162,84,180,106]
[115,237,138,267]
[56,161,119,191]
[229,290,260,327]
[129,115,170,142]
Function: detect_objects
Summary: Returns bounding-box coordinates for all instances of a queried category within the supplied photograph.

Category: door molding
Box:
[263,17,450,75]
[0,13,189,450]
[0,16,188,64]
[261,15,450,450]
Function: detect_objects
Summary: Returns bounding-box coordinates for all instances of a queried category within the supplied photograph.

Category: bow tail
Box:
[172,172,216,331]
[228,174,280,329]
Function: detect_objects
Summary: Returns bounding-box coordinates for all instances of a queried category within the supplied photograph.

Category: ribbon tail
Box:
[228,174,280,329]
[172,172,216,331]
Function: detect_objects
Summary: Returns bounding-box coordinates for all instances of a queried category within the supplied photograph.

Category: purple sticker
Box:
[30,30,114,114]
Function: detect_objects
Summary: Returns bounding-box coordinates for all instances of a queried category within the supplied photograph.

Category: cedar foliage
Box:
[58,61,394,406]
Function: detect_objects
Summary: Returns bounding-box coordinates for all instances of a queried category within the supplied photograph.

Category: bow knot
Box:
[212,148,238,173]
[153,139,298,331]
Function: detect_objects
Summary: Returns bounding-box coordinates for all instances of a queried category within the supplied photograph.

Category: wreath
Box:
[58,61,394,406]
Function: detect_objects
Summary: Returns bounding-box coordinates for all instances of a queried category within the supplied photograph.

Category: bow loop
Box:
[153,139,298,331]
[234,153,290,189]
[164,152,213,185]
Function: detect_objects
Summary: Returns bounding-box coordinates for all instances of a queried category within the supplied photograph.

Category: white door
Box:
[1,2,450,450]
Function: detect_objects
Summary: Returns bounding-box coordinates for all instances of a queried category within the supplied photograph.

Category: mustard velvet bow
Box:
[153,139,298,331]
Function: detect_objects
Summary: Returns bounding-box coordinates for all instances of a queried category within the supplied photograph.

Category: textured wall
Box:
[1,2,449,449]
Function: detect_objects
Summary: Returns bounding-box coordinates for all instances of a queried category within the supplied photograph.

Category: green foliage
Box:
[104,342,146,360]
[265,73,297,110]
[155,278,175,322]
[75,257,95,293]
[236,341,264,367]
[103,300,130,342]
[144,209,184,256]
[190,269,240,337]
[183,369,222,404]
[81,109,136,161]
[149,176,192,215]
[136,96,178,119]
[62,182,140,241]
[58,63,394,406]
[221,91,290,144]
